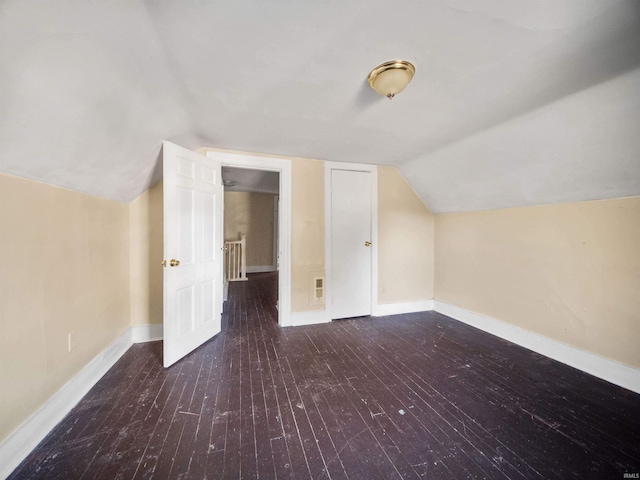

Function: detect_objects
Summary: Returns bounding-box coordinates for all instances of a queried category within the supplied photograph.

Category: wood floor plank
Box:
[185,336,227,479]
[323,324,460,479]
[343,320,533,479]
[369,315,637,477]
[9,272,640,479]
[85,353,169,479]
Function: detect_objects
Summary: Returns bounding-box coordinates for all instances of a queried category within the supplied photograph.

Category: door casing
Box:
[206,150,292,327]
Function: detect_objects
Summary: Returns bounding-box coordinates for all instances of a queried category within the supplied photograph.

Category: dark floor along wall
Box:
[10,273,640,479]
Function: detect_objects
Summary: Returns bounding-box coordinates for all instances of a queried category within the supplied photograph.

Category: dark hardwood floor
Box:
[9,272,640,479]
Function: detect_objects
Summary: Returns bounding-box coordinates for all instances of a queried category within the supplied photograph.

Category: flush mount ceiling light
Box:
[223,179,236,187]
[368,60,415,99]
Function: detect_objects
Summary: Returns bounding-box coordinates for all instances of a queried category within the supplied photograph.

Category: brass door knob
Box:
[170,259,180,267]
[364,241,372,247]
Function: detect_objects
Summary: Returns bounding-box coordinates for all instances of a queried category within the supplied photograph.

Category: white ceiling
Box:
[1,1,639,212]
[222,167,279,194]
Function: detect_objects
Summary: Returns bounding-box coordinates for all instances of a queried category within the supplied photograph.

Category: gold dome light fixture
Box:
[368,60,415,99]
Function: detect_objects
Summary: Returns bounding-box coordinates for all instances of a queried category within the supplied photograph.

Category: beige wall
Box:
[224,192,276,268]
[0,172,131,444]
[435,197,640,368]
[196,149,436,312]
[377,166,434,304]
[129,180,163,326]
[291,158,325,311]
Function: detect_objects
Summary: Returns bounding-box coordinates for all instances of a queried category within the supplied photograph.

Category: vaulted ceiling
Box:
[1,1,639,212]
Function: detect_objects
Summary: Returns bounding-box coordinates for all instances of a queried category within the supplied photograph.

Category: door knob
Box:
[364,241,372,247]
[170,259,180,267]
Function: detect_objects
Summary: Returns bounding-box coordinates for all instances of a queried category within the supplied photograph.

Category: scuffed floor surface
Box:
[10,273,640,479]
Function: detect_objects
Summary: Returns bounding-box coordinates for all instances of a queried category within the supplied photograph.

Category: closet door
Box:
[330,169,372,319]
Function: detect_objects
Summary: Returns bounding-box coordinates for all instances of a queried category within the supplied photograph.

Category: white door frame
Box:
[273,196,279,272]
[324,161,378,321]
[206,150,292,327]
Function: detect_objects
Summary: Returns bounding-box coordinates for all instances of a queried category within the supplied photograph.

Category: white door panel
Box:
[331,169,372,319]
[163,141,223,367]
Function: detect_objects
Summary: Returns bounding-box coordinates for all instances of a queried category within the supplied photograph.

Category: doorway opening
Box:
[222,166,280,322]
[206,150,292,328]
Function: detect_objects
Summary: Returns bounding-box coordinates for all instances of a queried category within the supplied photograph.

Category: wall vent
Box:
[314,277,324,300]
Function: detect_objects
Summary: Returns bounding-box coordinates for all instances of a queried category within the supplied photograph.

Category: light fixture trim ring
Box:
[368,60,416,98]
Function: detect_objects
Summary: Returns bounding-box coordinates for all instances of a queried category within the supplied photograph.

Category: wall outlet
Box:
[68,332,77,352]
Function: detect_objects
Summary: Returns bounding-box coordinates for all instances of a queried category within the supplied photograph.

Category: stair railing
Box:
[225,233,248,282]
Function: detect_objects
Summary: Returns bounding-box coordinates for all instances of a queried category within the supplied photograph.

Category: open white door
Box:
[163,141,223,367]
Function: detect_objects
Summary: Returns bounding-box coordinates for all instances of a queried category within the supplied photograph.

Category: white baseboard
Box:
[287,309,329,327]
[0,324,163,478]
[434,301,640,395]
[373,299,434,317]
[286,301,435,327]
[0,328,133,478]
[132,323,163,342]
[246,265,277,273]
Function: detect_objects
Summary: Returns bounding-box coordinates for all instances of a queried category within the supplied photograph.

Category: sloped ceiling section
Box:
[1,1,639,211]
